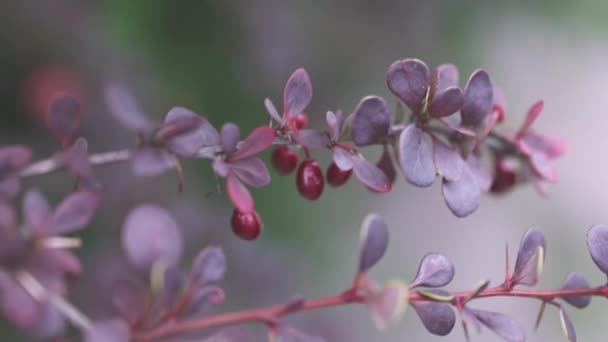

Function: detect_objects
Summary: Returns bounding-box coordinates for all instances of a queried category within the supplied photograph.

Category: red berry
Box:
[490,159,517,194]
[326,162,352,187]
[293,113,308,130]
[271,146,299,175]
[296,159,324,200]
[231,209,262,240]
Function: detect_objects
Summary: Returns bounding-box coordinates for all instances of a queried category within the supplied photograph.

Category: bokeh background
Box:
[1,0,608,341]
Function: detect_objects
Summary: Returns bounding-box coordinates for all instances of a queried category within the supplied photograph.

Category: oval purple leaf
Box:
[0,145,32,174]
[441,165,481,217]
[386,59,430,114]
[229,126,275,161]
[190,246,226,285]
[23,189,51,229]
[104,83,152,132]
[283,68,313,117]
[47,95,81,141]
[511,228,546,286]
[220,123,241,154]
[351,96,392,147]
[431,64,459,96]
[469,309,525,342]
[398,124,436,187]
[326,110,342,141]
[332,147,355,171]
[428,87,463,118]
[433,137,464,181]
[352,156,391,193]
[50,191,99,235]
[560,272,591,309]
[409,253,455,288]
[466,154,493,192]
[121,205,183,272]
[358,213,389,273]
[164,107,217,157]
[376,145,397,186]
[226,174,254,213]
[85,319,130,342]
[228,157,271,188]
[587,224,608,275]
[411,302,456,336]
[131,148,174,176]
[461,70,493,127]
[264,98,282,123]
[294,129,330,149]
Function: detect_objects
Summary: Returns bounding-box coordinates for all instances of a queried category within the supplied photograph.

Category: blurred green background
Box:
[2,0,608,340]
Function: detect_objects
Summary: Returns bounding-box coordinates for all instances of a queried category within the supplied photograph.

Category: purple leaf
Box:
[0,271,40,328]
[441,165,481,217]
[428,87,463,118]
[226,174,254,213]
[220,123,241,154]
[131,148,174,176]
[85,319,130,342]
[187,285,225,315]
[0,145,32,175]
[163,107,217,156]
[352,156,391,192]
[559,307,577,342]
[27,302,65,340]
[0,203,16,234]
[264,98,282,123]
[228,157,271,188]
[530,153,558,182]
[439,115,477,137]
[560,272,591,309]
[376,146,397,185]
[398,124,436,187]
[47,95,81,141]
[229,126,275,161]
[294,129,330,149]
[518,100,544,135]
[212,159,230,177]
[466,154,492,192]
[587,224,608,274]
[410,253,455,288]
[0,178,20,199]
[366,280,408,331]
[411,302,456,336]
[326,110,342,141]
[23,189,51,229]
[431,64,459,96]
[432,137,464,181]
[55,139,100,192]
[358,213,389,273]
[283,68,312,117]
[50,191,99,235]
[332,147,355,171]
[351,96,392,146]
[112,278,145,324]
[511,229,546,286]
[386,59,430,114]
[461,70,493,127]
[122,205,183,271]
[104,83,152,131]
[190,246,227,285]
[469,309,525,342]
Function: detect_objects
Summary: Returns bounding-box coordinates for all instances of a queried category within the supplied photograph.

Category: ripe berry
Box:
[271,146,299,175]
[231,209,262,240]
[490,159,517,194]
[326,162,352,187]
[293,113,308,130]
[296,159,324,200]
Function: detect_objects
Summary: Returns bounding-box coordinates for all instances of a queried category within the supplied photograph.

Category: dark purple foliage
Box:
[587,224,608,275]
[358,214,389,274]
[409,253,455,288]
[351,96,392,147]
[387,59,430,115]
[511,229,546,286]
[468,308,525,342]
[411,302,456,336]
[560,272,591,309]
[399,124,435,187]
[461,70,493,127]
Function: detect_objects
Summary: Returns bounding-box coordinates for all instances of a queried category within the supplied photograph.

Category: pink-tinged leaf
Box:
[466,154,492,192]
[559,307,577,342]
[187,285,225,315]
[283,68,313,117]
[410,253,455,288]
[530,153,558,182]
[47,94,81,142]
[230,126,275,160]
[358,213,389,273]
[104,83,153,131]
[264,98,282,123]
[511,229,546,286]
[326,110,343,141]
[131,148,173,176]
[50,191,99,235]
[0,177,20,199]
[428,87,463,118]
[398,124,436,187]
[587,224,608,274]
[190,246,226,285]
[23,189,51,229]
[164,107,218,156]
[518,100,544,136]
[469,309,525,342]
[212,158,230,177]
[0,145,32,173]
[332,147,355,171]
[366,280,408,331]
[122,205,183,272]
[226,174,254,213]
[461,70,493,127]
[387,59,430,114]
[521,132,568,159]
[85,319,130,342]
[431,64,459,96]
[432,137,464,181]
[411,302,456,336]
[352,156,391,192]
[228,157,271,188]
[560,272,591,309]
[439,115,477,136]
[351,96,392,146]
[220,123,240,154]
[441,165,481,217]
[376,145,397,185]
[294,128,330,149]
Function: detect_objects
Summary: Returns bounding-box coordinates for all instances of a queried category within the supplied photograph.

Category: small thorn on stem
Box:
[534,301,547,330]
